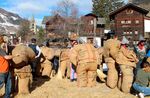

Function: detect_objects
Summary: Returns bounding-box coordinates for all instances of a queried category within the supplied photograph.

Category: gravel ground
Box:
[10,77,146,98]
[0,76,150,98]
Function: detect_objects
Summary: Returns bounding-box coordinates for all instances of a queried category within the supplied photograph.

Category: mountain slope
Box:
[133,0,150,4]
[0,8,25,34]
[132,0,150,10]
[132,0,150,16]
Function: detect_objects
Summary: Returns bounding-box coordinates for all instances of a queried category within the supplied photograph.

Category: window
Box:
[135,31,138,35]
[121,21,125,24]
[123,20,131,24]
[128,20,131,24]
[135,20,139,24]
[130,32,132,34]
[90,20,94,25]
[123,32,126,34]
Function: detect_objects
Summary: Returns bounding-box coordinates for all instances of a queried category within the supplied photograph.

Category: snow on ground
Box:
[11,16,18,21]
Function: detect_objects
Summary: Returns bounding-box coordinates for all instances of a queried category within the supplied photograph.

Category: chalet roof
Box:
[109,3,149,18]
[84,13,98,18]
[42,14,65,24]
[42,16,52,24]
[46,14,65,24]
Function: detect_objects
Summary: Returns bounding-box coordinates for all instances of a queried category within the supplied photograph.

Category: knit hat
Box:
[121,36,129,44]
[139,35,145,41]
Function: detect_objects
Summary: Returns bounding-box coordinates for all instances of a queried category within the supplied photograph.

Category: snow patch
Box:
[0,13,6,19]
[0,23,19,28]
[0,12,20,33]
[11,16,18,20]
[0,13,19,28]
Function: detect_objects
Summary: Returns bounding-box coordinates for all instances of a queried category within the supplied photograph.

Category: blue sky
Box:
[0,0,128,25]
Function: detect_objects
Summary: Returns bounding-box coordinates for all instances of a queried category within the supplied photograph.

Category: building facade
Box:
[109,3,149,44]
[42,14,66,38]
[80,13,105,38]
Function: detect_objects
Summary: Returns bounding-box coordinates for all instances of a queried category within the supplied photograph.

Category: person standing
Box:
[28,38,41,79]
[0,35,13,98]
[134,35,148,70]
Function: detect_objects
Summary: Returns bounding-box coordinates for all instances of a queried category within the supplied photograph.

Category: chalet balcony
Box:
[79,32,103,37]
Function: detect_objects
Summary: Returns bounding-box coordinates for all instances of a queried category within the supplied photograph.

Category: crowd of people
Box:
[0,33,150,98]
[0,35,41,98]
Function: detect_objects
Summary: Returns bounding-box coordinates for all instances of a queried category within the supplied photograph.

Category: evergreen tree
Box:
[37,27,45,44]
[92,0,125,28]
[92,0,106,17]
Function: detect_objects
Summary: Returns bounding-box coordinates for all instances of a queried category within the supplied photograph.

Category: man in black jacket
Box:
[28,38,41,79]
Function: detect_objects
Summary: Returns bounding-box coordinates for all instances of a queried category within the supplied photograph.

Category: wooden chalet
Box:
[42,14,66,38]
[80,13,105,38]
[109,3,149,45]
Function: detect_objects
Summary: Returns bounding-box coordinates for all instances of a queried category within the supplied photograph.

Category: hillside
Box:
[132,0,150,10]
[0,8,26,34]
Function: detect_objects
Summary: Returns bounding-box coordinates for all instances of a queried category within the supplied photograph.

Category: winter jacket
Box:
[134,45,147,60]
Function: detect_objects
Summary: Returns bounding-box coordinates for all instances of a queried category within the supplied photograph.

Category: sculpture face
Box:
[12,53,28,65]
[11,44,36,68]
[12,52,28,68]
[12,45,29,66]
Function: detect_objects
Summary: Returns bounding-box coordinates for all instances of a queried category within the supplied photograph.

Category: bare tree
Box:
[50,0,79,34]
[71,6,79,18]
[17,20,30,42]
[51,0,78,17]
